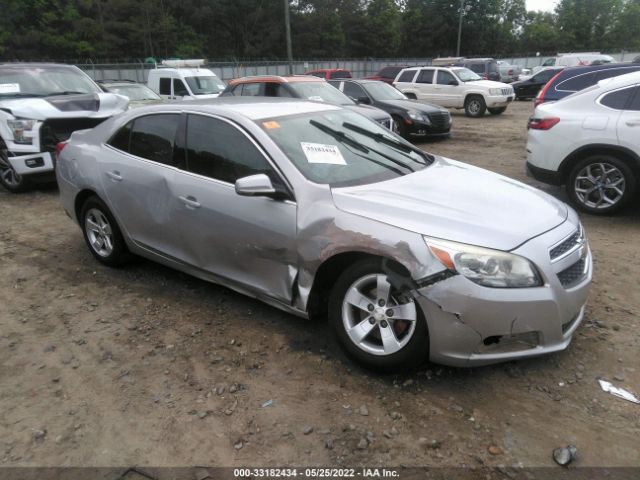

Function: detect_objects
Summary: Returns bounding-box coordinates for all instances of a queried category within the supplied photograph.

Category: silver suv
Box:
[56,98,591,370]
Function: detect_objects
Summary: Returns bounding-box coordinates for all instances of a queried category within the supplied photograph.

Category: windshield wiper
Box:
[0,93,47,98]
[45,91,88,96]
[342,122,433,164]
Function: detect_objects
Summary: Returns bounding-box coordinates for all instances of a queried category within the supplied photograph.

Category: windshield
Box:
[185,76,226,95]
[0,66,101,98]
[260,110,430,187]
[452,68,482,82]
[289,82,355,106]
[107,84,161,101]
[363,82,407,101]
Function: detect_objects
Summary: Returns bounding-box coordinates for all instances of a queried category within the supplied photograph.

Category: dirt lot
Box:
[1,101,639,471]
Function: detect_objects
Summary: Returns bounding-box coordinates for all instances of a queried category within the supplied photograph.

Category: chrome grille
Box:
[501,88,513,96]
[557,258,587,287]
[427,112,451,132]
[550,227,584,262]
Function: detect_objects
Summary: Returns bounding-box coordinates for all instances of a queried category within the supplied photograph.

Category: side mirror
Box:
[235,174,277,198]
[357,96,371,105]
[448,80,459,86]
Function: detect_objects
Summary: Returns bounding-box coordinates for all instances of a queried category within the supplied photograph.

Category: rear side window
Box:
[159,78,171,95]
[185,114,273,184]
[468,64,485,74]
[437,71,456,85]
[240,83,261,96]
[379,66,401,78]
[416,69,434,84]
[129,114,180,165]
[600,87,635,110]
[397,70,417,82]
[556,72,595,92]
[108,121,133,152]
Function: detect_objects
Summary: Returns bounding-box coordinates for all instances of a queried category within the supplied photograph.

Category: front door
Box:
[433,70,460,107]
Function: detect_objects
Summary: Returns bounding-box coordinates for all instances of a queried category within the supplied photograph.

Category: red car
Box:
[304,68,352,80]
[364,65,409,84]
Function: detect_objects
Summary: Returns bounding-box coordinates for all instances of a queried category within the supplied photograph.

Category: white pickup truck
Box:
[393,66,515,117]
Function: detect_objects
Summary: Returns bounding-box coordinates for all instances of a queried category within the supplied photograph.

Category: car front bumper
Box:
[415,216,591,367]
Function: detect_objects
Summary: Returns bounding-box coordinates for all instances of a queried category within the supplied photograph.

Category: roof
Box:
[133,97,340,121]
[304,68,350,73]
[0,62,79,69]
[227,75,323,86]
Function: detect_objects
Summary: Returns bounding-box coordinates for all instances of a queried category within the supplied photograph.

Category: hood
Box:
[0,93,129,120]
[331,157,568,251]
[377,99,446,114]
[465,80,509,88]
[343,104,390,122]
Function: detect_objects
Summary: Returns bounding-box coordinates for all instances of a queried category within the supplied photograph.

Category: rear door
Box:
[167,113,297,301]
[414,68,437,103]
[99,113,181,254]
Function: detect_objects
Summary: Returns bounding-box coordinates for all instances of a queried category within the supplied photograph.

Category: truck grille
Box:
[39,118,108,152]
[427,112,451,132]
[501,88,513,96]
[557,257,587,288]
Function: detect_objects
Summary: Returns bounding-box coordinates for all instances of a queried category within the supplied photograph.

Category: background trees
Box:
[0,0,639,61]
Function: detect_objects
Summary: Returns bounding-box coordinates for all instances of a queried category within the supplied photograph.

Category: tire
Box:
[464,95,486,117]
[488,107,507,115]
[80,196,131,266]
[328,258,429,371]
[392,115,408,139]
[566,154,636,215]
[405,93,417,100]
[0,139,30,193]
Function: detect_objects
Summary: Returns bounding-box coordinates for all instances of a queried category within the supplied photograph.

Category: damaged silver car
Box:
[56,98,592,370]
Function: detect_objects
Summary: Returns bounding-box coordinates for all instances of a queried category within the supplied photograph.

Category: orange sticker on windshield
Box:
[263,121,280,129]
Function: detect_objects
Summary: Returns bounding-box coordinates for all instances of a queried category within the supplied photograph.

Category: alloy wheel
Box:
[85,208,114,257]
[341,273,417,356]
[574,162,625,210]
[468,100,482,115]
[0,146,22,187]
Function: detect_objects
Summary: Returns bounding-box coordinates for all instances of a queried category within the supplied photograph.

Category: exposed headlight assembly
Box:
[424,237,542,288]
[7,119,37,145]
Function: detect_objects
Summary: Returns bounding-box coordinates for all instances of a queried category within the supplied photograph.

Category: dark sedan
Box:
[512,67,564,100]
[329,79,451,139]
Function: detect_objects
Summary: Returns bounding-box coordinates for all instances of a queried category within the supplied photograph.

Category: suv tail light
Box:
[534,70,563,107]
[528,117,560,130]
[483,73,489,80]
[54,141,68,160]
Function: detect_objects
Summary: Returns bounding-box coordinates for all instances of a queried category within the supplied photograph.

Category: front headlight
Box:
[489,88,503,96]
[408,111,429,123]
[424,237,542,288]
[7,119,37,145]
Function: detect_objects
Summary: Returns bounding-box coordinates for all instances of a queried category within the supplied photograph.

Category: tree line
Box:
[1,0,639,62]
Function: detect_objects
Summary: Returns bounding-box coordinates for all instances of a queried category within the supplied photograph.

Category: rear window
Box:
[397,70,417,82]
[379,66,403,78]
[330,70,351,79]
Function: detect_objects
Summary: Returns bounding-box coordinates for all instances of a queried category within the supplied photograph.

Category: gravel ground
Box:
[1,101,639,470]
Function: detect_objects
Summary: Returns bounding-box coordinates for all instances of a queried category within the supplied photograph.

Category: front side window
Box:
[343,82,366,100]
[173,78,189,97]
[600,87,635,110]
[129,114,180,165]
[185,115,273,184]
[259,110,430,188]
[240,83,262,96]
[397,70,417,83]
[437,71,457,85]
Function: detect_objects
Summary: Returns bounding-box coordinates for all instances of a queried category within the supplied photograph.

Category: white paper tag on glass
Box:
[308,96,324,102]
[0,83,20,94]
[301,142,347,165]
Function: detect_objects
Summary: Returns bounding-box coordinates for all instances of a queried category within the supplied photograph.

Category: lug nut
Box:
[378,299,386,307]
[367,304,374,311]
[380,320,388,328]
[386,309,394,317]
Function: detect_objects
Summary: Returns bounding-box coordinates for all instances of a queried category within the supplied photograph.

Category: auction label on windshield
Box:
[0,83,20,93]
[301,142,347,165]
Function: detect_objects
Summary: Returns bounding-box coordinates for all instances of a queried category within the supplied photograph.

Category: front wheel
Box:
[488,107,507,115]
[329,259,428,371]
[392,116,408,138]
[0,140,29,193]
[405,93,417,100]
[567,155,636,215]
[464,95,486,117]
[80,196,131,266]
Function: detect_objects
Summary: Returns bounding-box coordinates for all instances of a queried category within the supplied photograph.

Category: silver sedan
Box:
[56,98,592,370]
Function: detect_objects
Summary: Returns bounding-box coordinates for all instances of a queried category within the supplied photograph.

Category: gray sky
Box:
[526,0,558,12]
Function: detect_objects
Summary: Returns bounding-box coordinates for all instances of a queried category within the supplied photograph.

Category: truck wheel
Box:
[488,107,507,115]
[567,154,636,215]
[464,95,486,117]
[405,93,417,100]
[329,258,429,371]
[0,139,29,193]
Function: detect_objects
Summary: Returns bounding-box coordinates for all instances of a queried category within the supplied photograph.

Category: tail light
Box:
[534,70,563,107]
[54,141,68,160]
[528,117,560,130]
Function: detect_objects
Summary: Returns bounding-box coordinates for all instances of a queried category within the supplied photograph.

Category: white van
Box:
[533,53,614,73]
[147,59,226,101]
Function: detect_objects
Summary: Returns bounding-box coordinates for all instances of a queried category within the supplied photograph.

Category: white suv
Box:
[393,66,515,117]
[527,71,640,215]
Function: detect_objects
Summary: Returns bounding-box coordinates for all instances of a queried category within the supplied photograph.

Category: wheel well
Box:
[306,252,412,320]
[74,189,98,222]
[464,93,484,104]
[558,145,640,183]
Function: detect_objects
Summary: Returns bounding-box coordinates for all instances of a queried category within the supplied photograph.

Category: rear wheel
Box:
[464,95,486,117]
[329,259,428,371]
[405,93,417,100]
[0,139,29,193]
[567,154,636,215]
[488,107,507,115]
[80,196,131,266]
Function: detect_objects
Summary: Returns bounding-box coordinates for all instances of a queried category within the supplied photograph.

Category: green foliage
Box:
[0,0,638,60]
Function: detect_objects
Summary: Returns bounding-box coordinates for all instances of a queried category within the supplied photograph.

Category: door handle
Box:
[625,119,640,127]
[106,170,123,182]
[178,195,201,209]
